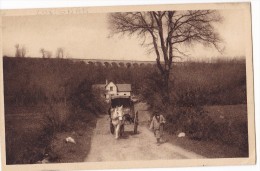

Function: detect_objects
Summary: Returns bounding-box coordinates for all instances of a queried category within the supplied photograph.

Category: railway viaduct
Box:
[71,58,182,67]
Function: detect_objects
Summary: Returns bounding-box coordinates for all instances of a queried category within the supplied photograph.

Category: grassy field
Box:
[5,111,47,164]
[204,104,247,123]
[3,57,248,162]
[204,104,248,155]
[165,104,248,158]
[5,107,97,164]
[49,111,97,163]
[3,57,108,164]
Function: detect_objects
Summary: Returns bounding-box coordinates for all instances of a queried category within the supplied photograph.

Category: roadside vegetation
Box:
[3,56,248,164]
[3,56,155,164]
[3,57,108,164]
[141,58,248,157]
[107,10,248,157]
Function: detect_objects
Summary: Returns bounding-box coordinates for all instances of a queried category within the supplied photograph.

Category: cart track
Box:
[85,103,204,161]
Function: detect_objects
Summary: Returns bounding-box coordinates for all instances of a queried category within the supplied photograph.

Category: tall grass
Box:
[3,56,248,161]
[142,58,248,156]
[172,59,246,106]
[3,57,108,164]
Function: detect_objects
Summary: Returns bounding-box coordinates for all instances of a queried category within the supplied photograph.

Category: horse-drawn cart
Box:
[109,95,138,139]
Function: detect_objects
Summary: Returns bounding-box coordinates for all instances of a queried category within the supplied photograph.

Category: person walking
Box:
[149,110,166,145]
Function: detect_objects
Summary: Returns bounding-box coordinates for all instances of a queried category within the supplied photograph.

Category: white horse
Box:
[110,105,124,139]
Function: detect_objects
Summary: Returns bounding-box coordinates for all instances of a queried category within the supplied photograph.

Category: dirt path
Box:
[85,103,204,162]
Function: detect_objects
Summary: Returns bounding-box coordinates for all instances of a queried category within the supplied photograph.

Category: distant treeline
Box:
[3,56,246,108]
[174,60,247,106]
[142,59,247,110]
[3,56,153,108]
[3,56,248,163]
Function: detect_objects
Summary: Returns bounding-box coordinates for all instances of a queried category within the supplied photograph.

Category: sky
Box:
[2,9,246,61]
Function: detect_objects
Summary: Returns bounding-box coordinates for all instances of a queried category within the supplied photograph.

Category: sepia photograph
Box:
[0,2,256,171]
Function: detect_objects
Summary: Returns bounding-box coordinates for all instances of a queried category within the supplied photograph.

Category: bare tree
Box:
[40,48,46,58]
[14,44,27,57]
[15,44,20,57]
[56,48,64,58]
[21,46,27,57]
[108,10,223,102]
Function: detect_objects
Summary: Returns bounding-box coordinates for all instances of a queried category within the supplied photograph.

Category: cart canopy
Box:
[111,96,132,108]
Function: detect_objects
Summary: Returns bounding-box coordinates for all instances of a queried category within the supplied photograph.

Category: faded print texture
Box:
[2,6,250,165]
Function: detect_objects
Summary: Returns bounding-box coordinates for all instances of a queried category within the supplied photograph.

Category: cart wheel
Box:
[110,121,114,134]
[133,111,138,134]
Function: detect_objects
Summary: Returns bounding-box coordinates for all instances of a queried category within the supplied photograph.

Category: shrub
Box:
[3,57,109,164]
[164,106,215,140]
[42,103,72,133]
[164,104,248,156]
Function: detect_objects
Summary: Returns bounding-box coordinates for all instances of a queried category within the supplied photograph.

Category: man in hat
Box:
[149,109,166,145]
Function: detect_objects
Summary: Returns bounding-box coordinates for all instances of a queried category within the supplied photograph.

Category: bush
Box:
[3,57,109,164]
[164,105,248,156]
[3,56,248,162]
[42,103,72,133]
[164,106,215,140]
